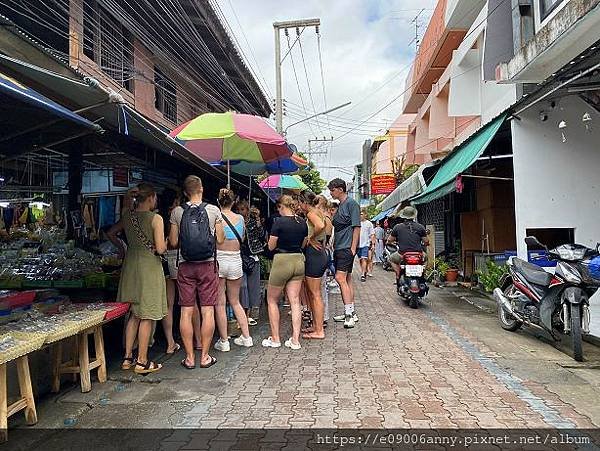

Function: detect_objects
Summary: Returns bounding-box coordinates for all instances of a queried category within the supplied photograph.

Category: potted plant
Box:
[445,255,460,282]
[430,258,449,282]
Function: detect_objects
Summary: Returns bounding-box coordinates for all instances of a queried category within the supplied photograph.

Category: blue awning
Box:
[0,70,100,156]
[371,207,394,222]
[0,71,99,130]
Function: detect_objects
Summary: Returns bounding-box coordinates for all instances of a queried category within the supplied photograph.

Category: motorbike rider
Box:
[386,206,429,287]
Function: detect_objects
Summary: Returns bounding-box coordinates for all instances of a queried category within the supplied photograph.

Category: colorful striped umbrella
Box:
[220,153,309,176]
[170,112,292,164]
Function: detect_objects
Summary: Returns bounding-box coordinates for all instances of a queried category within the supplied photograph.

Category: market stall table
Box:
[0,302,129,442]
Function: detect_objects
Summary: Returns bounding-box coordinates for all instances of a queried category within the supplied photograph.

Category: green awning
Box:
[411,114,506,204]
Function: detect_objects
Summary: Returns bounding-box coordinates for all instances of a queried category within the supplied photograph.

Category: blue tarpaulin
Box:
[0,71,99,130]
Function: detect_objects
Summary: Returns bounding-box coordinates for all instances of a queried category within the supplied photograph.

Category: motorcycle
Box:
[394,248,429,309]
[382,244,394,271]
[493,236,600,361]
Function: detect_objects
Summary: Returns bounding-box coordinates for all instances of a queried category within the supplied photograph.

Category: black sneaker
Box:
[360,275,366,282]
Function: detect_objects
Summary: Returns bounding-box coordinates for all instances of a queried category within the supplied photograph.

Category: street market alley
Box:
[7,267,600,449]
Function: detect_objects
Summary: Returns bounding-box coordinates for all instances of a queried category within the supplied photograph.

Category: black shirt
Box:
[391,220,427,253]
[270,216,308,253]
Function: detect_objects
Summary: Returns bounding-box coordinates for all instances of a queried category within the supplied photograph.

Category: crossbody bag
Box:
[129,212,167,263]
[222,214,255,274]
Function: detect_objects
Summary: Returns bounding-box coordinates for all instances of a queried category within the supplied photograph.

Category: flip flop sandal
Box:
[121,357,135,370]
[166,343,181,355]
[200,356,217,369]
[248,318,258,326]
[180,359,195,370]
[134,360,162,374]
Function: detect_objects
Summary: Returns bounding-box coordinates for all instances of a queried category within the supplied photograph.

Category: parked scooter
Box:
[393,247,429,309]
[494,236,600,361]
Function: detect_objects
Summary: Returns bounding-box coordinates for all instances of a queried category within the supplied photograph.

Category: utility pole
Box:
[307,137,333,160]
[273,18,320,134]
[408,9,426,52]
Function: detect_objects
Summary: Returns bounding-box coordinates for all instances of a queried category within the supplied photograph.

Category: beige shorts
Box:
[217,250,243,280]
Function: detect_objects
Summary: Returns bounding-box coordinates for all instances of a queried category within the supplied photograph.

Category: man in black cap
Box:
[328,178,361,328]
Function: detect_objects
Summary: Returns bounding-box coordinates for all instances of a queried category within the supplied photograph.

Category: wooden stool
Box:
[0,356,38,442]
[52,325,107,393]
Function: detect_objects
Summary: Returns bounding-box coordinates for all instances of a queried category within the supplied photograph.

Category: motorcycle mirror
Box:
[525,236,544,249]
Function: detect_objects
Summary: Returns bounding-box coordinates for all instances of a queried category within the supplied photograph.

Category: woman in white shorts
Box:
[214,189,253,351]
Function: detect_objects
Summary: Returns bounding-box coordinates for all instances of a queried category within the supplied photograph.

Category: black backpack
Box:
[178,203,215,262]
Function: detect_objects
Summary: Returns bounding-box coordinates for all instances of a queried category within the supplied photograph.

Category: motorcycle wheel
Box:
[409,293,419,309]
[498,284,522,332]
[570,304,583,362]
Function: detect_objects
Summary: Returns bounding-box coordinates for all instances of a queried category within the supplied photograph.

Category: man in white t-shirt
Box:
[357,210,375,282]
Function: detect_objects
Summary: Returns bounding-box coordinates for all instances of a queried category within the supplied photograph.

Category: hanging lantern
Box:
[582,112,592,133]
[558,120,567,143]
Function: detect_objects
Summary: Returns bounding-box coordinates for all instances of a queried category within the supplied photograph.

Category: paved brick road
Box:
[9,266,600,450]
[171,267,596,431]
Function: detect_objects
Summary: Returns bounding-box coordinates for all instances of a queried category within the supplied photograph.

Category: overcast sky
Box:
[218,0,435,183]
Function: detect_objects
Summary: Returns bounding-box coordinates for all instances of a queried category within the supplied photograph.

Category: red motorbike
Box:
[396,250,429,309]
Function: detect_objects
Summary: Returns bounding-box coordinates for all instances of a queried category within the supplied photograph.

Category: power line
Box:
[331,0,511,143]
[285,29,317,137]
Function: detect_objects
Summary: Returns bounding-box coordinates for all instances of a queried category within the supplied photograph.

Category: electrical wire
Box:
[297,30,324,136]
[285,30,317,137]
[331,0,512,144]
[223,0,272,100]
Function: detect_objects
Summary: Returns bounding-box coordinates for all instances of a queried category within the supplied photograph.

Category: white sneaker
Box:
[214,338,230,352]
[367,273,374,278]
[334,313,358,323]
[233,336,254,347]
[284,338,301,350]
[261,336,281,348]
[344,314,355,329]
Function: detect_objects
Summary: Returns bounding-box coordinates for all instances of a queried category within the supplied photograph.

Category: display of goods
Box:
[53,280,84,289]
[0,331,46,365]
[75,302,129,321]
[100,256,122,268]
[84,273,107,289]
[0,277,23,290]
[0,290,36,309]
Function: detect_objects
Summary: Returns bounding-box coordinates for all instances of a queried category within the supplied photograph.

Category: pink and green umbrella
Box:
[259,175,308,201]
[170,112,292,165]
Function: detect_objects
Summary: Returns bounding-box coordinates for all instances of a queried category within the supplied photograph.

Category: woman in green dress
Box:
[108,183,167,374]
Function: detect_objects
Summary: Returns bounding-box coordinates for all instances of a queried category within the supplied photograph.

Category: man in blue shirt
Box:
[328,178,361,329]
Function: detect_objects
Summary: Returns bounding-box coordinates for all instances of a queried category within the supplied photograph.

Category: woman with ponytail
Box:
[108,183,167,374]
[262,195,308,350]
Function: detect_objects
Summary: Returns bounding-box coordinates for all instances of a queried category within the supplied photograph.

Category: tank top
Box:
[307,210,327,243]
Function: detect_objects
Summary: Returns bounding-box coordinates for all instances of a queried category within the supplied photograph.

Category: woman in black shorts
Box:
[300,191,330,339]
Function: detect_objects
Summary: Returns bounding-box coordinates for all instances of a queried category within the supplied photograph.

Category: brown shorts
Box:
[177,260,219,307]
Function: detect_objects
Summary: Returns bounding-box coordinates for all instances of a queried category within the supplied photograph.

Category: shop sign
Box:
[113,167,129,187]
[371,173,396,195]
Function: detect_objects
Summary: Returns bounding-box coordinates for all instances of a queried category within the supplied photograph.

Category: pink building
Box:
[371,114,420,177]
[402,0,487,160]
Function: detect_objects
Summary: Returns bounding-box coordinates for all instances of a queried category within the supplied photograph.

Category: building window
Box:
[155,67,178,123]
[539,0,566,20]
[82,0,134,92]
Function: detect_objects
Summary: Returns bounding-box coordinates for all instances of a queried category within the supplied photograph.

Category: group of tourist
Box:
[107,175,364,374]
